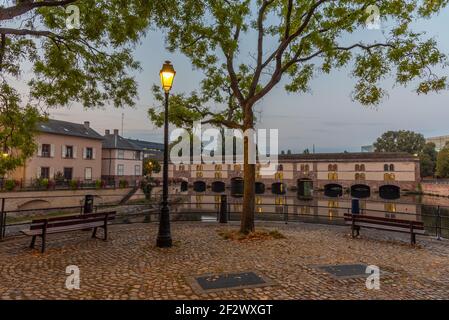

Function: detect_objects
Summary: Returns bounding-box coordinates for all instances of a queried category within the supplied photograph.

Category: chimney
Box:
[113,129,119,135]
[105,129,110,135]
[84,121,90,129]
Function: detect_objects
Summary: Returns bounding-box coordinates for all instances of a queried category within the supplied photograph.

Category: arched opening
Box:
[230,177,244,197]
[18,199,50,210]
[180,180,188,192]
[271,182,287,195]
[350,184,370,198]
[193,181,206,192]
[211,181,226,193]
[379,185,400,200]
[255,182,265,194]
[324,183,343,197]
[297,179,313,198]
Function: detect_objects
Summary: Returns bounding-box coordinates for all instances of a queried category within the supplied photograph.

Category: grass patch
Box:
[217,228,286,242]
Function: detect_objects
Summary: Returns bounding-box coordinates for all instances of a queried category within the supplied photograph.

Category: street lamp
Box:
[156,61,176,248]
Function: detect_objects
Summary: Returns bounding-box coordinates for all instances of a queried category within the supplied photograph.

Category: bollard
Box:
[219,195,228,223]
[0,198,5,240]
[83,194,94,214]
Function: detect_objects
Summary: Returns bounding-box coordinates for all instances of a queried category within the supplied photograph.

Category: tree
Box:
[143,158,161,176]
[0,0,165,174]
[155,0,448,234]
[303,148,310,154]
[419,142,437,177]
[374,130,426,154]
[436,145,449,178]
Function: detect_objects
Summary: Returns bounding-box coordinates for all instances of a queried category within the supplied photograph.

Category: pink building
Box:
[11,119,103,183]
[101,129,143,183]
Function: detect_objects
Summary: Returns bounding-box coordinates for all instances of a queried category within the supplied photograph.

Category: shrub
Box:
[119,179,128,188]
[39,178,49,189]
[4,179,16,191]
[69,180,79,190]
[95,179,102,189]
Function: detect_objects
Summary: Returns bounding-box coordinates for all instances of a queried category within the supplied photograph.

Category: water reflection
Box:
[169,188,449,238]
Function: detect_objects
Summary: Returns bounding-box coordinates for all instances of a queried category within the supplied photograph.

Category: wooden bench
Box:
[21,211,116,253]
[344,213,425,245]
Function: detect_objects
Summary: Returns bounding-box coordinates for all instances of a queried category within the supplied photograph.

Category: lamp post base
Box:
[156,235,172,248]
[156,206,172,248]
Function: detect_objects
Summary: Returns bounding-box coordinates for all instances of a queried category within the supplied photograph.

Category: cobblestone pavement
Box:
[0,221,448,300]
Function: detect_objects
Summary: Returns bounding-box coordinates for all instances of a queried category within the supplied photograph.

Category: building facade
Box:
[425,135,449,151]
[11,120,103,183]
[101,129,143,183]
[153,152,420,199]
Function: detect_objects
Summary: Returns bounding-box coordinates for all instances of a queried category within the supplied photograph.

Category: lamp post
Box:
[156,61,176,248]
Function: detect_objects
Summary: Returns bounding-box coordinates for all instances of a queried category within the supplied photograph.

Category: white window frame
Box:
[117,164,125,176]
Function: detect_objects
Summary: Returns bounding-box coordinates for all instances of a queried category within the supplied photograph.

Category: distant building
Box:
[101,129,143,183]
[11,119,103,182]
[361,145,374,152]
[425,135,449,151]
[126,138,163,160]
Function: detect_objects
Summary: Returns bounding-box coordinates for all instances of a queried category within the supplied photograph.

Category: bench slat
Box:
[345,220,426,234]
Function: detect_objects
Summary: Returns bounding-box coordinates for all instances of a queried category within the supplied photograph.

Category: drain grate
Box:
[314,263,373,279]
[186,271,275,294]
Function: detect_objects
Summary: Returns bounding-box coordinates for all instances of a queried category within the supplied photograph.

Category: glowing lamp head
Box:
[160,60,176,92]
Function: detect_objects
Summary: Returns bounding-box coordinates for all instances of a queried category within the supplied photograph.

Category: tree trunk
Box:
[240,109,255,234]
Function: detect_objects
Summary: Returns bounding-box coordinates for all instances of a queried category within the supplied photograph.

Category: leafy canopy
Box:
[373,130,426,154]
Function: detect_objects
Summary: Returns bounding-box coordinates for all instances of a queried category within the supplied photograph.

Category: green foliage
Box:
[0,83,44,176]
[419,142,437,177]
[95,179,102,189]
[4,179,16,191]
[143,158,161,176]
[69,180,79,190]
[373,130,426,154]
[436,146,449,178]
[119,179,128,188]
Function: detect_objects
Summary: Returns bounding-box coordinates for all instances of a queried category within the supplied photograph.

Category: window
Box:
[328,172,338,180]
[355,164,360,171]
[384,164,389,171]
[275,172,284,180]
[384,173,395,181]
[84,167,92,180]
[134,165,141,176]
[63,167,73,180]
[117,164,124,176]
[355,173,366,180]
[305,164,310,172]
[85,147,93,160]
[41,167,50,179]
[196,171,203,178]
[135,151,141,160]
[179,164,185,171]
[234,164,241,171]
[118,150,125,159]
[385,203,396,213]
[214,172,222,178]
[277,164,284,171]
[65,146,73,158]
[215,164,222,171]
[389,164,395,171]
[328,164,337,171]
[360,164,365,171]
[41,144,51,158]
[196,164,203,171]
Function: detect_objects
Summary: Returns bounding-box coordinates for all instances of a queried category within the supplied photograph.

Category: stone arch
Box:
[350,184,371,199]
[379,184,400,200]
[193,181,206,192]
[324,183,343,197]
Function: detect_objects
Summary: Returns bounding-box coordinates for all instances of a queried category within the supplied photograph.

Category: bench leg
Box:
[92,227,97,239]
[103,224,108,241]
[411,232,416,245]
[30,236,36,249]
[41,234,46,253]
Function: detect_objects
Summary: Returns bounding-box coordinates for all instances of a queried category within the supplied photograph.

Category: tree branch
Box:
[0,0,78,21]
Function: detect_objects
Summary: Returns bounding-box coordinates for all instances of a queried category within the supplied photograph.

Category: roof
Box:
[278,152,418,161]
[126,138,164,151]
[37,119,103,140]
[102,134,142,151]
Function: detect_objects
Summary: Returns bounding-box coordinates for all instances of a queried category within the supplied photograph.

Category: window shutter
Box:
[37,143,42,157]
[37,166,41,178]
[73,146,77,159]
[93,148,96,159]
[62,145,66,158]
[50,167,55,179]
[50,144,55,157]
[83,147,86,159]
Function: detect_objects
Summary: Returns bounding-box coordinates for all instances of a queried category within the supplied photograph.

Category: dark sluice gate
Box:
[297,179,313,198]
[180,181,188,192]
[324,184,343,197]
[193,181,206,192]
[379,184,400,200]
[255,182,265,194]
[271,182,287,195]
[211,181,226,193]
[230,177,244,197]
[350,184,370,199]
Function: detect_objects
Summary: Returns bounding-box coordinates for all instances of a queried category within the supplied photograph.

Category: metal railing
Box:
[1,192,448,241]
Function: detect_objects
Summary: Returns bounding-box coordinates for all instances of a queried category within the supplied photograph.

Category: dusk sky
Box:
[39,7,449,153]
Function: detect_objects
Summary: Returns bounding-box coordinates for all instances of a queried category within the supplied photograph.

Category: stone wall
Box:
[421,182,449,197]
